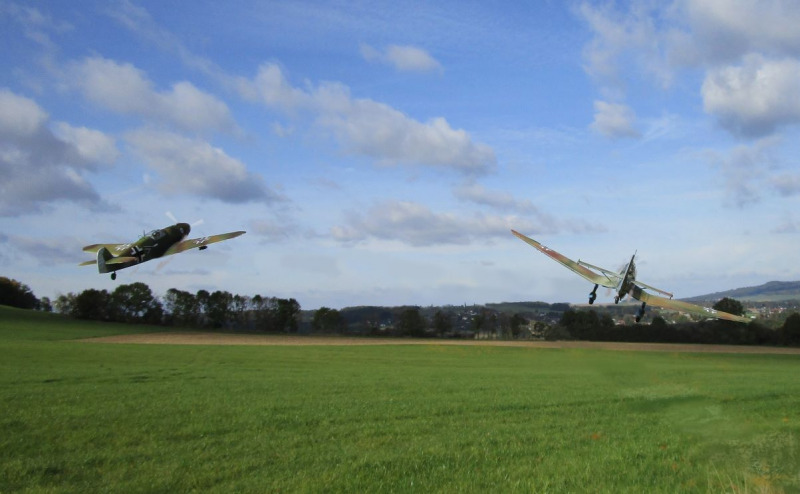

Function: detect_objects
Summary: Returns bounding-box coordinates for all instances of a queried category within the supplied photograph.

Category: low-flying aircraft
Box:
[80,223,245,280]
[511,230,750,323]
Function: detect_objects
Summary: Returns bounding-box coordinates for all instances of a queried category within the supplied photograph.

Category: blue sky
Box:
[2,0,799,309]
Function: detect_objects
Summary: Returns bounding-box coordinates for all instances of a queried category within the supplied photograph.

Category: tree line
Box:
[552,306,800,346]
[51,282,301,333]
[4,276,800,346]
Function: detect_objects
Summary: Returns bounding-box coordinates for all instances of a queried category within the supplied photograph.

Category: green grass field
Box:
[2,306,800,492]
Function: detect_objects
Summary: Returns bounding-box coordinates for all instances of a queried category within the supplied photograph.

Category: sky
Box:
[1,0,800,309]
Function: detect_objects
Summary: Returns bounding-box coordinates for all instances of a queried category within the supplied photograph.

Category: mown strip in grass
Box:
[2,307,800,492]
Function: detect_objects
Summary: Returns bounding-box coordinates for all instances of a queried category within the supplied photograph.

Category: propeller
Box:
[166,211,204,228]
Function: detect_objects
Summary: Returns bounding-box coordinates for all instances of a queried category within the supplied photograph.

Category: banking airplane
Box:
[80,223,245,280]
[511,230,750,323]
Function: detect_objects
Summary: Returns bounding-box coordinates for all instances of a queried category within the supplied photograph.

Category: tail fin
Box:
[97,247,114,273]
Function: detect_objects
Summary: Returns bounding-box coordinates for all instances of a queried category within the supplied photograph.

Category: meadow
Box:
[2,306,800,492]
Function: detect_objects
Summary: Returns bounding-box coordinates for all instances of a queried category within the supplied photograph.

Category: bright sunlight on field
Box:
[2,307,799,492]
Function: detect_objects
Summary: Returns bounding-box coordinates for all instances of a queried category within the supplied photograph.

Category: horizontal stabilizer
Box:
[78,259,97,266]
[83,243,128,254]
[106,256,138,265]
[635,280,673,299]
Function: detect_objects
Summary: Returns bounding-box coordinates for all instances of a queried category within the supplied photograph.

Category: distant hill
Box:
[684,281,800,303]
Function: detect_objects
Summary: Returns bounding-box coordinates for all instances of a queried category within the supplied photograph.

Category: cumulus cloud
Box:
[579,2,673,95]
[242,63,495,174]
[330,200,600,247]
[772,173,800,197]
[70,56,236,133]
[705,137,780,207]
[675,0,800,66]
[125,129,285,204]
[52,122,120,165]
[0,88,116,216]
[453,181,538,214]
[330,201,516,246]
[590,101,640,139]
[360,44,443,73]
[578,0,800,138]
[702,55,800,137]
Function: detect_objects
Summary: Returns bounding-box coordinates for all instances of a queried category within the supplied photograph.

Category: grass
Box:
[2,306,800,492]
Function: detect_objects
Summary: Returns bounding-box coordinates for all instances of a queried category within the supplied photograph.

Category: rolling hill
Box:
[685,281,800,303]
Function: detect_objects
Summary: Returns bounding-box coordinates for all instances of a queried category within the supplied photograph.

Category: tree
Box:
[251,295,276,331]
[432,310,453,337]
[713,297,745,317]
[111,282,162,324]
[73,289,111,320]
[231,294,250,328]
[396,307,426,337]
[312,307,347,333]
[163,289,199,327]
[54,293,77,315]
[206,290,233,328]
[0,277,38,309]
[195,289,211,325]
[275,298,301,332]
[782,313,800,346]
[509,313,528,339]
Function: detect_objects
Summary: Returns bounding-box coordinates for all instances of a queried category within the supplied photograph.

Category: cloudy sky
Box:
[2,0,799,309]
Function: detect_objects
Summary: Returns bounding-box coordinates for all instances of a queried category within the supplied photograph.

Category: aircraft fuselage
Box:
[100,223,191,273]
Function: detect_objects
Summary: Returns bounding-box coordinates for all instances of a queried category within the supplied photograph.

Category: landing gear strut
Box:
[635,302,646,323]
[588,284,598,305]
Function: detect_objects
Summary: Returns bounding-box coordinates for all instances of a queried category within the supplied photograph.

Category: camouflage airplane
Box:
[80,223,246,280]
[511,230,750,323]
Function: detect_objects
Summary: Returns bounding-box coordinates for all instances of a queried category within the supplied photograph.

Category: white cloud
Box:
[244,63,495,174]
[52,122,119,165]
[590,101,640,139]
[677,0,800,65]
[579,2,673,95]
[249,217,299,241]
[702,55,800,137]
[1,2,73,52]
[125,129,285,204]
[0,89,115,216]
[705,137,780,207]
[361,43,443,72]
[331,200,599,247]
[0,87,48,136]
[330,201,518,246]
[71,56,236,133]
[772,173,800,197]
[453,181,538,213]
[579,0,800,138]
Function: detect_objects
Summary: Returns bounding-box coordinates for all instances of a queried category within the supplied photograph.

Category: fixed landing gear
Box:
[199,246,208,251]
[589,284,598,305]
[111,272,117,281]
[614,295,620,304]
[635,302,647,323]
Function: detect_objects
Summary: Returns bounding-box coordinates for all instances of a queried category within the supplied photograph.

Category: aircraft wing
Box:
[511,230,619,288]
[162,231,246,256]
[630,286,750,323]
